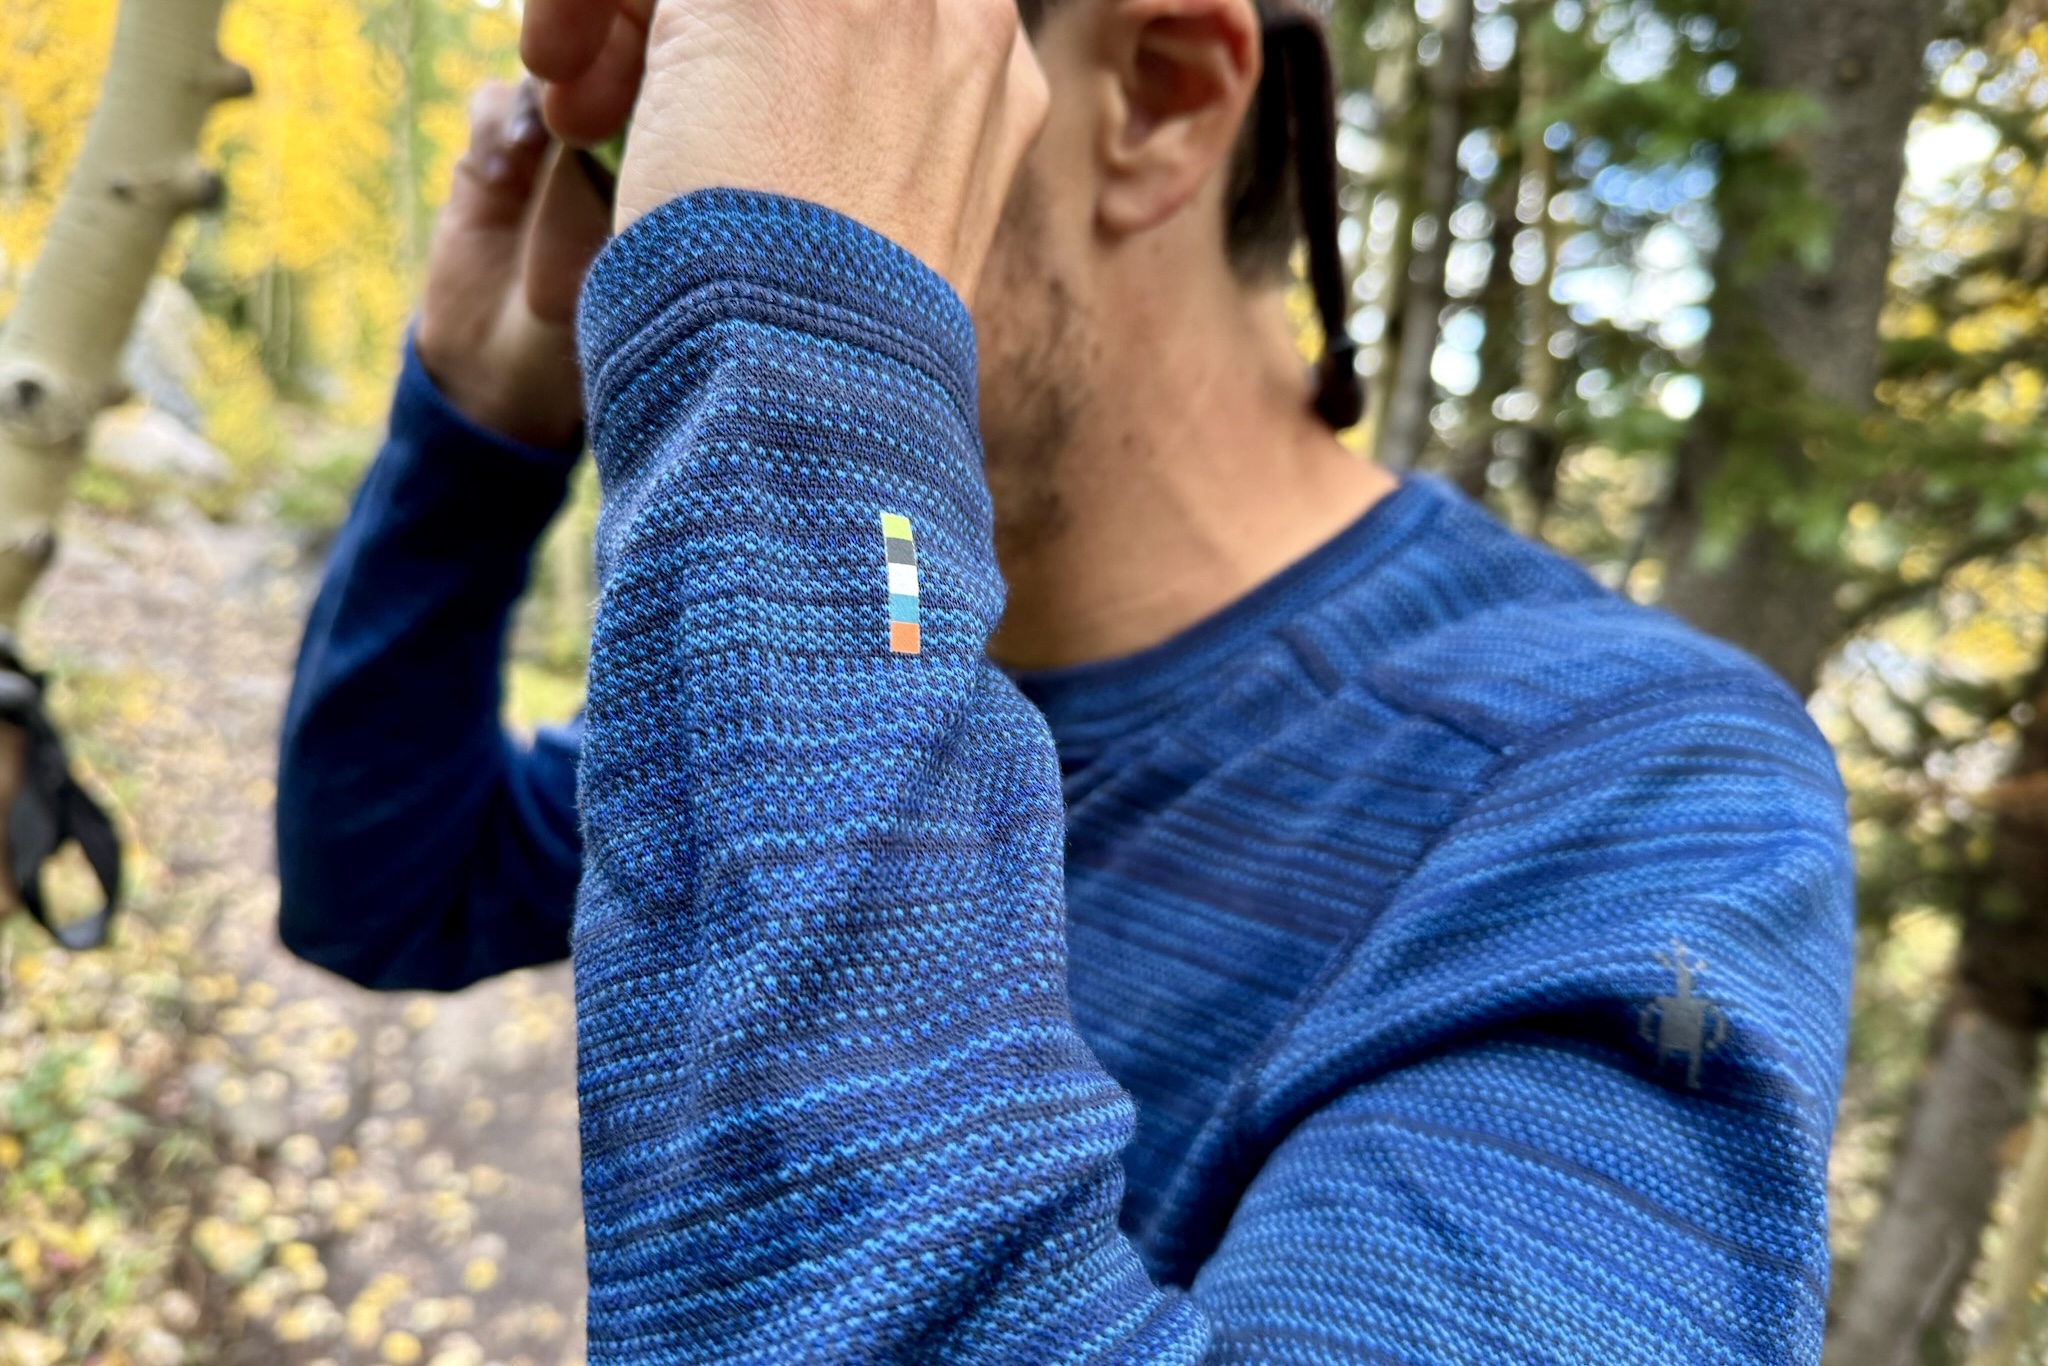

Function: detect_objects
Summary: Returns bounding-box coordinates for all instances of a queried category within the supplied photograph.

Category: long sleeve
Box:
[277,345,584,992]
[572,190,1849,1365]
[573,191,1204,1362]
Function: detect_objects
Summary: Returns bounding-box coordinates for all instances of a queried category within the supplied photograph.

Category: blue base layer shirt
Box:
[279,189,1853,1364]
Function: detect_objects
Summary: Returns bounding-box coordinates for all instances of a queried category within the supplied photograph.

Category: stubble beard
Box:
[977,169,1092,570]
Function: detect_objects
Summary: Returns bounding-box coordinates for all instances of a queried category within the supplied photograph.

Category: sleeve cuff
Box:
[576,190,982,452]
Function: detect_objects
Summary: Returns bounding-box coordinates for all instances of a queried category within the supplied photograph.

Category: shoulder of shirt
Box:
[1294,478,1828,767]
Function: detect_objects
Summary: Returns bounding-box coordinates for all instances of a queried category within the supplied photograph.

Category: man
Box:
[279,1,1854,1360]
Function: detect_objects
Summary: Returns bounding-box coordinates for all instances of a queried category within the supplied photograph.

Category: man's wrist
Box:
[398,335,586,469]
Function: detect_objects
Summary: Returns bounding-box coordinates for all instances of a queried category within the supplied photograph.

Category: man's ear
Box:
[1094,0,1262,239]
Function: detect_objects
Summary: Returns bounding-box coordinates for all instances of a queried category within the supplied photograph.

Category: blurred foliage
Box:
[0,0,522,488]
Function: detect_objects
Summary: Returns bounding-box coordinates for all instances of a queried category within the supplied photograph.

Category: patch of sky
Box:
[1475,12,1519,72]
[1649,372,1703,420]
[1546,217,1711,349]
[1936,48,1988,101]
[1449,202,1494,241]
[1432,329,1483,397]
[1552,188,1596,225]
[1511,229,1548,286]
[1557,230,1605,271]
[1363,10,1406,51]
[1605,8,1678,84]
[1904,111,1998,201]
[1923,37,1965,78]
[1441,309,1487,355]
[1349,306,1388,347]
[1589,161,1707,217]
[1337,123,1377,175]
[1447,241,1495,298]
[1459,130,1501,181]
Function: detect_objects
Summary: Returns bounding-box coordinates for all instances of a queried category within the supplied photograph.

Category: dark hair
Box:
[1017,0,1362,427]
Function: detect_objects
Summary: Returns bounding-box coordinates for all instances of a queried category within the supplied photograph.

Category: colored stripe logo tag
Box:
[881,513,920,655]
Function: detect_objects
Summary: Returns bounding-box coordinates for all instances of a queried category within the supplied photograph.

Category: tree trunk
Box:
[1375,0,1474,471]
[1828,665,2048,1363]
[1825,1006,2039,1366]
[1516,0,1563,519]
[0,0,247,627]
[1654,0,1939,694]
[1963,1097,2048,1366]
[1354,5,1419,463]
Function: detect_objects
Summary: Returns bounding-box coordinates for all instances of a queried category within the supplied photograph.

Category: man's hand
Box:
[522,0,1048,307]
[414,81,613,450]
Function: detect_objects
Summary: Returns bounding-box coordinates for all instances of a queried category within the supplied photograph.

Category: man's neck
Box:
[988,279,1397,674]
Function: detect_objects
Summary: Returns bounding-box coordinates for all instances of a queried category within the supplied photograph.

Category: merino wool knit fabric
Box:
[276,193,1852,1364]
[544,188,1854,1365]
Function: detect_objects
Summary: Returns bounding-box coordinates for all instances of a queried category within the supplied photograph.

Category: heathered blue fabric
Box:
[276,345,581,990]
[565,188,1853,1365]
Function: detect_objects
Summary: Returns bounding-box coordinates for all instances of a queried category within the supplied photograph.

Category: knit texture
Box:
[278,343,582,990]
[568,189,1853,1365]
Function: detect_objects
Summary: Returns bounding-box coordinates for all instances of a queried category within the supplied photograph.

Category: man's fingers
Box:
[538,8,651,147]
[521,0,627,83]
[526,147,616,326]
[449,81,554,231]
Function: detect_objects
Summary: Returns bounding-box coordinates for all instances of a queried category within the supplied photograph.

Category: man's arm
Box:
[276,82,609,992]
[573,190,1850,1365]
[276,346,583,991]
[574,185,1202,1361]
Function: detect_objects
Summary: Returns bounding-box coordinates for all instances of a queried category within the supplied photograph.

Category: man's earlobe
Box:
[1095,0,1261,237]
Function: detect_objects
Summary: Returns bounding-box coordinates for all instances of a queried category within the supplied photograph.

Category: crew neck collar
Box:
[1011,476,1447,749]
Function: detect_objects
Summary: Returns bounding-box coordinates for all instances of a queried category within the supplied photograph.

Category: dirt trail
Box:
[27,503,587,1366]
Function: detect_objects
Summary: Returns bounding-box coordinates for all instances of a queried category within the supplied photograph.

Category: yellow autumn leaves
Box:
[0,0,522,464]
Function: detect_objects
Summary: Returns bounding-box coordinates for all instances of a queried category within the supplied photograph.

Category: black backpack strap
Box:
[0,632,122,950]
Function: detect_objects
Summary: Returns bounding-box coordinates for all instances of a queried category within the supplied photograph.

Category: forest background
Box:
[3,0,2048,1361]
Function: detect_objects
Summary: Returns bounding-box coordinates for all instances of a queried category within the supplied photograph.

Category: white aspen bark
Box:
[0,0,249,626]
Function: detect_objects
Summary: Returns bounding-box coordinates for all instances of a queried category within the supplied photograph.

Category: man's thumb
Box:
[449,81,553,233]
[525,147,614,328]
